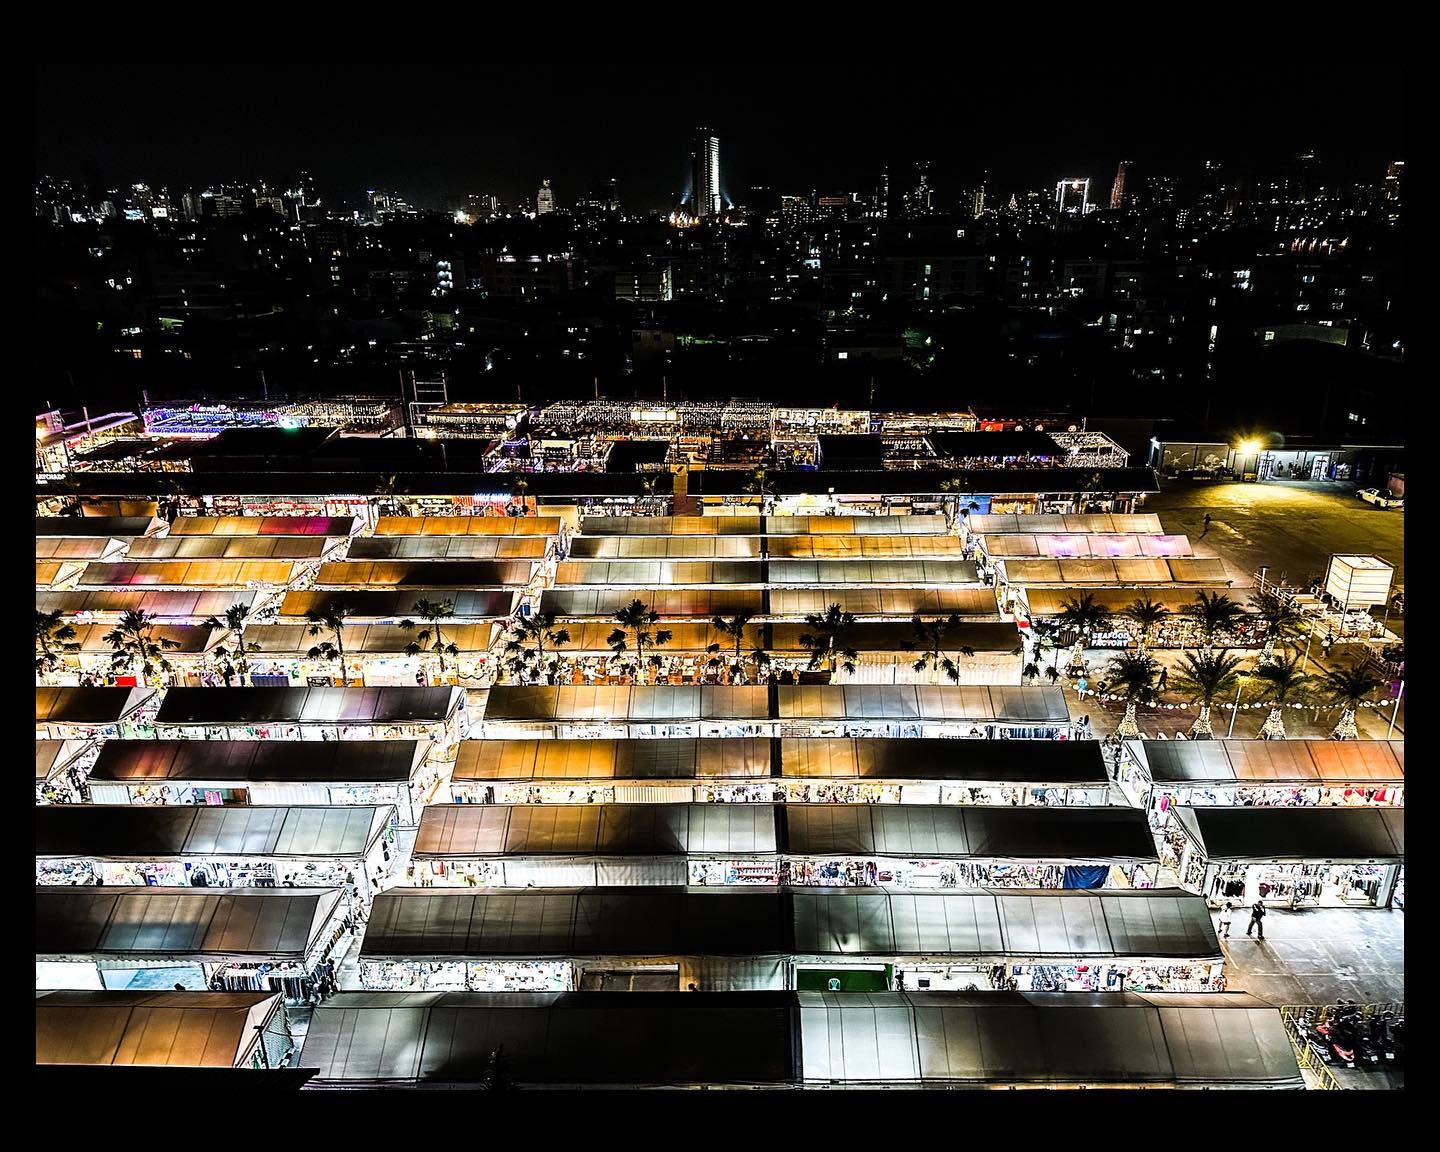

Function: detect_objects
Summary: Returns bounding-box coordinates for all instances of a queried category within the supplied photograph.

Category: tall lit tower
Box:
[1109,161,1133,210]
[536,179,556,215]
[691,128,722,217]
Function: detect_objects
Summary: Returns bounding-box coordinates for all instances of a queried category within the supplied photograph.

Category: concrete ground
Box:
[1143,479,1405,590]
[1215,906,1405,1006]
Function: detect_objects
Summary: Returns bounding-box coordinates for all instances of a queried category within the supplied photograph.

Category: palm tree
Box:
[901,614,975,684]
[503,611,571,685]
[938,478,972,530]
[1185,591,1244,654]
[607,599,672,683]
[1250,652,1313,739]
[1320,658,1386,741]
[1249,590,1306,660]
[1121,596,1171,653]
[507,476,530,518]
[202,602,258,686]
[306,604,353,686]
[35,609,79,677]
[400,598,461,682]
[1170,649,1245,739]
[103,608,180,685]
[1057,593,1110,675]
[374,474,401,519]
[799,604,859,678]
[710,612,757,683]
[1105,651,1161,738]
[743,467,777,515]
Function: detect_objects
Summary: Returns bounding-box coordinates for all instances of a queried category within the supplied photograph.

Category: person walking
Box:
[1245,899,1266,940]
[1200,513,1213,538]
[1157,666,1168,692]
[1217,902,1235,939]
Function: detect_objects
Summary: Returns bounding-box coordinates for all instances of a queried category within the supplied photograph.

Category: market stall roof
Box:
[244,622,496,656]
[967,513,1166,535]
[780,738,1106,784]
[767,536,967,560]
[1021,587,1234,617]
[1173,807,1405,862]
[792,888,1219,960]
[36,561,64,587]
[154,686,462,726]
[540,588,767,619]
[797,991,1301,1088]
[314,560,536,588]
[87,739,427,785]
[36,804,392,861]
[481,685,772,723]
[554,560,766,587]
[774,685,1069,723]
[125,536,331,561]
[767,587,1000,618]
[362,888,789,959]
[579,515,948,536]
[783,806,1158,860]
[374,516,561,537]
[346,536,549,561]
[567,536,764,560]
[167,515,355,537]
[300,991,797,1087]
[413,804,779,858]
[581,515,764,536]
[980,534,1193,560]
[766,515,950,536]
[78,560,303,589]
[38,471,659,499]
[1135,740,1405,785]
[36,687,156,725]
[278,589,517,621]
[36,739,89,783]
[298,990,1297,1088]
[358,887,1217,962]
[36,991,282,1068]
[566,536,965,560]
[452,739,773,783]
[768,560,981,586]
[687,468,1161,497]
[35,888,343,961]
[36,590,263,621]
[999,557,1224,585]
[35,516,161,538]
[36,537,124,561]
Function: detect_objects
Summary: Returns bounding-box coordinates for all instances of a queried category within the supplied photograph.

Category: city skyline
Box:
[36,50,1404,211]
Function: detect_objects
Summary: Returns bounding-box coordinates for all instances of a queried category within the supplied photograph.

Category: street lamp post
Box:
[1387,680,1404,739]
[1226,673,1246,739]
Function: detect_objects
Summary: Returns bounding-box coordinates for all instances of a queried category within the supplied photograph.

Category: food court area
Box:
[33,467,1401,1089]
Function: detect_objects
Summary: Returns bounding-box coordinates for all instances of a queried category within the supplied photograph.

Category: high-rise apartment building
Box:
[537,179,556,215]
[1110,161,1133,209]
[691,128,722,217]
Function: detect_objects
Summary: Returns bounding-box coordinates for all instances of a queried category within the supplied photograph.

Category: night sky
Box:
[36,42,1404,211]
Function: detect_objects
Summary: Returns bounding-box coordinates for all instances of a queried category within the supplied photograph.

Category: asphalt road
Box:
[1143,480,1405,590]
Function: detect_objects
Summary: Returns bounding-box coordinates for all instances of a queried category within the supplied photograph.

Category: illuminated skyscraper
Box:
[691,128,721,217]
[1055,177,1090,216]
[1110,160,1133,209]
[536,179,556,215]
[1383,160,1404,219]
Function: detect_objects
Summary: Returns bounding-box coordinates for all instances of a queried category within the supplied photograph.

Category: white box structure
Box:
[1325,554,1394,610]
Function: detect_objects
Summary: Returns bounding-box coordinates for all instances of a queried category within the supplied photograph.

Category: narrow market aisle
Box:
[1215,906,1404,1005]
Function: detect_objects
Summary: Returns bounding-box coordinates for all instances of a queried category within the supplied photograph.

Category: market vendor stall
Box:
[995,557,1228,593]
[279,589,518,622]
[475,684,1073,739]
[566,535,966,561]
[346,536,550,561]
[313,560,536,589]
[449,738,774,804]
[152,686,467,746]
[77,560,305,590]
[579,514,949,536]
[57,622,222,685]
[540,588,767,620]
[35,887,349,1003]
[36,589,263,625]
[1169,805,1405,908]
[243,622,498,687]
[410,803,780,887]
[353,886,1222,994]
[125,536,333,561]
[169,515,356,538]
[963,513,1165,539]
[85,739,441,824]
[36,739,95,803]
[1014,587,1251,649]
[35,804,395,909]
[36,990,293,1071]
[977,534,1193,561]
[767,587,999,619]
[1121,739,1405,816]
[777,805,1160,890]
[298,990,1301,1089]
[36,687,157,740]
[36,515,162,540]
[374,515,561,537]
